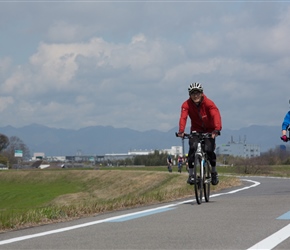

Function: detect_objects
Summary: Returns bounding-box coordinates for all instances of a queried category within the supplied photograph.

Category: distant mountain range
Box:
[0,124,284,156]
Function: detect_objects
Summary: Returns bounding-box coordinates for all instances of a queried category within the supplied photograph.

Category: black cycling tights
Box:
[187,135,216,168]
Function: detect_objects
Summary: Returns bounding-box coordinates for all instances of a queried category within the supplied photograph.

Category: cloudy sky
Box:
[0,1,289,133]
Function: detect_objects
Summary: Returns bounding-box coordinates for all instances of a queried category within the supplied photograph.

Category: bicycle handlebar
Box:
[282,127,290,141]
[175,131,220,139]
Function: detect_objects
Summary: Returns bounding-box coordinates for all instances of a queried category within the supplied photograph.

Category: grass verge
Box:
[0,169,240,232]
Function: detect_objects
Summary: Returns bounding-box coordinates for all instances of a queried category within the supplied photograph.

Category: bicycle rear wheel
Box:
[194,156,202,204]
[203,160,211,202]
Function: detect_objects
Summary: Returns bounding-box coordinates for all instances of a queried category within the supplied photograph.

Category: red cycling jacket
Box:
[179,94,222,133]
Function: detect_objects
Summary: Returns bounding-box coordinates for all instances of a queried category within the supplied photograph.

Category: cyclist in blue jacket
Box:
[281,110,290,142]
[167,155,173,172]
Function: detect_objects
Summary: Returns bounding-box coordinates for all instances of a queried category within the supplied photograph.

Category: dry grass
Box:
[0,169,241,232]
[49,170,240,205]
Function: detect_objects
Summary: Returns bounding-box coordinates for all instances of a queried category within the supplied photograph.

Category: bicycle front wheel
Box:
[194,156,202,204]
[204,160,211,202]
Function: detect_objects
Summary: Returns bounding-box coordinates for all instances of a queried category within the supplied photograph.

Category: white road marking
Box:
[247,223,290,250]
[107,207,176,222]
[0,179,259,246]
[211,179,260,197]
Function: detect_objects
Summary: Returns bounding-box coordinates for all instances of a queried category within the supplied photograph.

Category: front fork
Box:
[203,159,212,184]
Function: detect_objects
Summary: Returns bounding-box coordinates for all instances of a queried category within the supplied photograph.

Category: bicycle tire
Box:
[194,156,202,204]
[204,159,211,202]
[168,164,172,172]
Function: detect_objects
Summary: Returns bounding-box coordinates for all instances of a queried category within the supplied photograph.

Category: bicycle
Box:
[167,161,173,172]
[176,131,218,204]
[177,157,183,173]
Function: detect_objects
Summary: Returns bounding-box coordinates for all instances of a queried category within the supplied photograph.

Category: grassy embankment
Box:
[1,165,288,232]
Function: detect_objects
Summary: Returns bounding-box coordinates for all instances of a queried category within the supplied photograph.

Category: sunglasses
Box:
[190,91,202,96]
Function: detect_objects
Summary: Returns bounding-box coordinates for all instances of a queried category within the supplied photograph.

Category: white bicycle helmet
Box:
[188,82,203,94]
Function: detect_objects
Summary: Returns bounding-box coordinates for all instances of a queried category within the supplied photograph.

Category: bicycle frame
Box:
[193,133,212,204]
[195,142,211,184]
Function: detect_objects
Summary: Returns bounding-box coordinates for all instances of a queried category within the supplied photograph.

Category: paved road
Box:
[1,176,290,249]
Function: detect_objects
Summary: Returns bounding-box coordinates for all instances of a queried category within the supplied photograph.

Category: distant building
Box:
[46,156,66,162]
[216,136,260,158]
[32,152,45,160]
[159,146,183,157]
[127,146,183,157]
[128,150,153,156]
[32,146,184,163]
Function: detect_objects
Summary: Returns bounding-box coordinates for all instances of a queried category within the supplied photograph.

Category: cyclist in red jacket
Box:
[177,82,222,185]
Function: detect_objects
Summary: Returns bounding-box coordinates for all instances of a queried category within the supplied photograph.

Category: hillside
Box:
[0,124,284,156]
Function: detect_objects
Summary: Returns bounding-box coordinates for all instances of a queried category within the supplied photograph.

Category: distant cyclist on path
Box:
[176,82,222,185]
[177,155,183,173]
[167,155,173,172]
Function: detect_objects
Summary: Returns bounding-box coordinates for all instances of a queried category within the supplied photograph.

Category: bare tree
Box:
[2,136,30,165]
[217,145,290,175]
[0,134,9,152]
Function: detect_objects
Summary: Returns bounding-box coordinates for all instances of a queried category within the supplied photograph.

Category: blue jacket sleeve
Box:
[282,111,290,130]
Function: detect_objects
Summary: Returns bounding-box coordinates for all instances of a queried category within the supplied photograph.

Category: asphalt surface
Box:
[1,176,290,250]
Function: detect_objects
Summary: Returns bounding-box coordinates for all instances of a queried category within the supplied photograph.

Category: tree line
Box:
[114,146,290,168]
[114,150,170,166]
[1,132,290,169]
[0,134,30,168]
[109,146,290,168]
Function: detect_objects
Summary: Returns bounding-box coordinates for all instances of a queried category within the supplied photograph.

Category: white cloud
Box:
[0,2,290,132]
[0,96,14,112]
